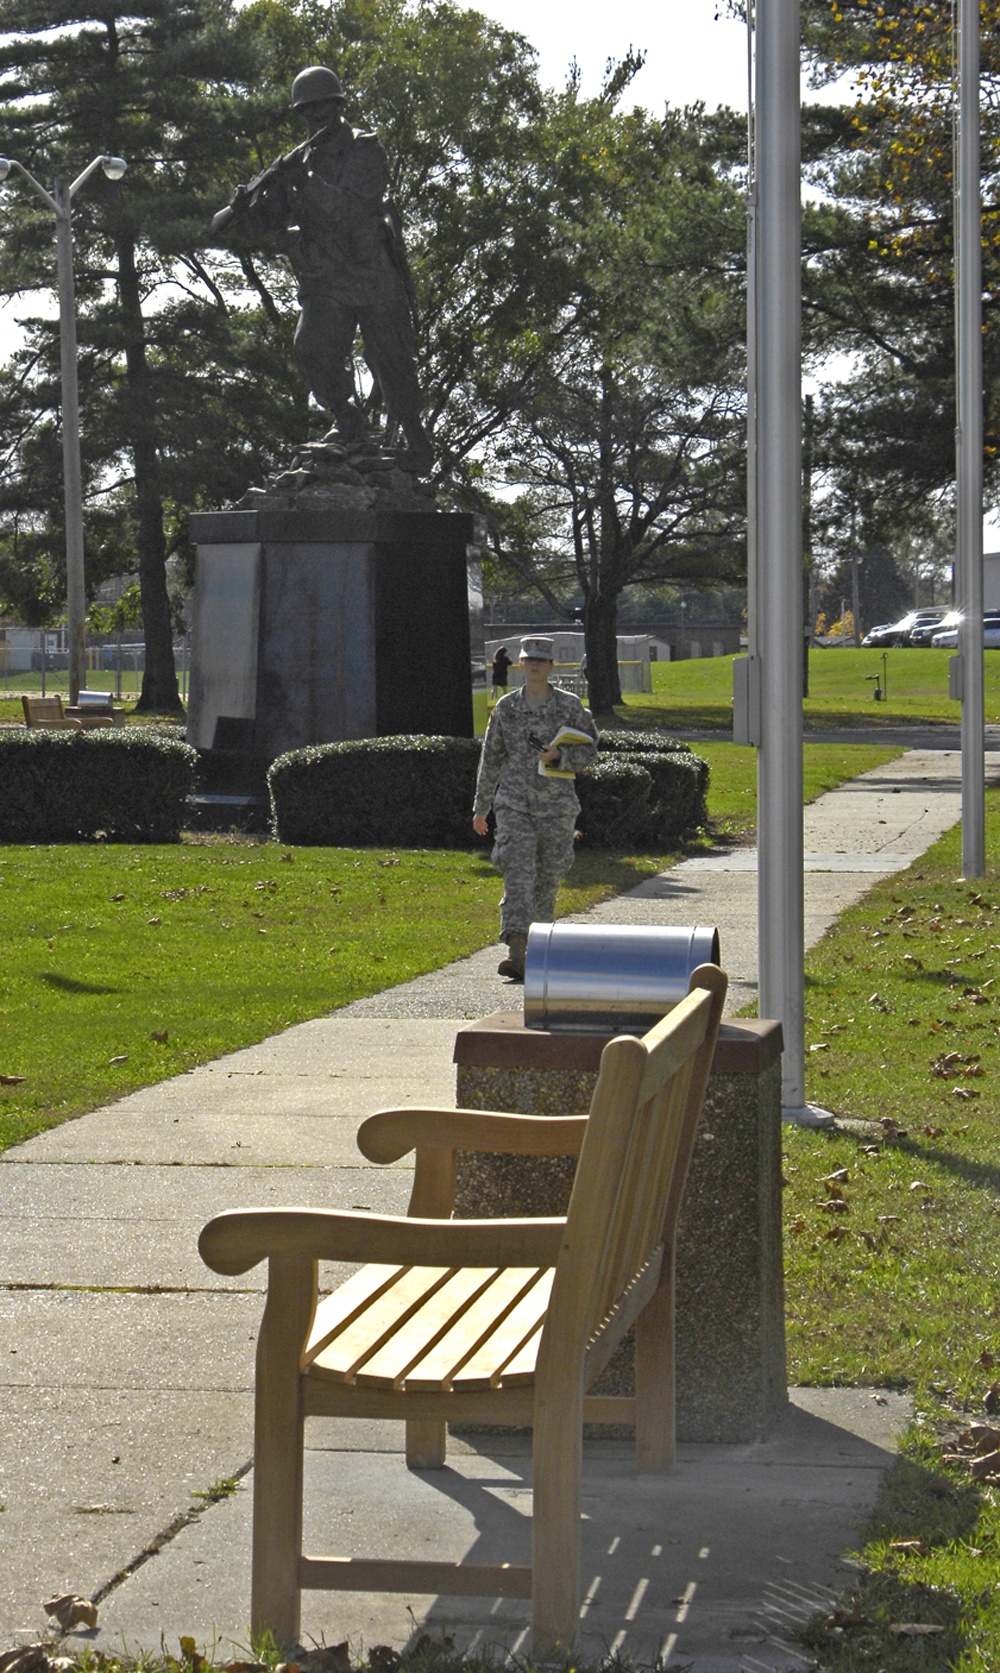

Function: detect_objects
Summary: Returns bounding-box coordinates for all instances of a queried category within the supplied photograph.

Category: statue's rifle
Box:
[210,122,334,236]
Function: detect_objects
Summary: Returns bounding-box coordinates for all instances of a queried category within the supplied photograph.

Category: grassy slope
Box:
[620,647,1000,730]
[783,795,1000,1670]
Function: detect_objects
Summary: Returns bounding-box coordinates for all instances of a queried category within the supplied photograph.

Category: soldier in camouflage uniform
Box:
[473,636,598,979]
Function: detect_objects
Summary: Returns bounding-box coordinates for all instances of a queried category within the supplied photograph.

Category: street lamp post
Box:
[0,152,126,704]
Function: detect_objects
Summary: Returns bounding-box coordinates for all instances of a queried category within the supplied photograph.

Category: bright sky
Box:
[467,0,752,114]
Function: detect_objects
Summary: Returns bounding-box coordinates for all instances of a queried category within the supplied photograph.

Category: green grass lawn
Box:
[620,647,1000,731]
[0,739,898,1152]
[780,795,1000,1668]
[0,840,677,1153]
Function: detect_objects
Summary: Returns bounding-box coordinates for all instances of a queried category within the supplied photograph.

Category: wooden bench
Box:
[22,694,117,730]
[199,963,727,1652]
[21,694,82,731]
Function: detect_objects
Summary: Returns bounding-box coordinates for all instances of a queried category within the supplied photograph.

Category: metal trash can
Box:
[524,922,720,1034]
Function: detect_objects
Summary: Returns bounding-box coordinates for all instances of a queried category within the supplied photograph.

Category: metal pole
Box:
[54,178,86,707]
[755,0,815,1118]
[955,0,985,875]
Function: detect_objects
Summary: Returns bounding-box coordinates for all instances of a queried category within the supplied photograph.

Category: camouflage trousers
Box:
[491,804,577,941]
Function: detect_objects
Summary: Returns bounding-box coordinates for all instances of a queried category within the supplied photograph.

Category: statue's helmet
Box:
[291,66,345,109]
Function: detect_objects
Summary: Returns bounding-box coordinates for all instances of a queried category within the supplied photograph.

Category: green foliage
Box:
[0,729,197,842]
[574,757,653,849]
[587,728,710,844]
[597,727,693,757]
[268,730,710,850]
[269,735,481,847]
[797,0,1000,558]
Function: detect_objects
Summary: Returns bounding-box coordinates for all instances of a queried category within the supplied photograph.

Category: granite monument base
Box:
[452,1012,787,1443]
[186,507,480,773]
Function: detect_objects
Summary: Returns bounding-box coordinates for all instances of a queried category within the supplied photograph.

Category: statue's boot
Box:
[400,417,435,477]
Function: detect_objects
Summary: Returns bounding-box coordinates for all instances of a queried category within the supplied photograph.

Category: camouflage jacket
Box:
[473,685,599,817]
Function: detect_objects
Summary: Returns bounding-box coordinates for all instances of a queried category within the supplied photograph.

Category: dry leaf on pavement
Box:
[43,1594,98,1631]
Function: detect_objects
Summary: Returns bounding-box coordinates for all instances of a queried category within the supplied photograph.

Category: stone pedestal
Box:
[453,1012,787,1443]
[186,507,479,768]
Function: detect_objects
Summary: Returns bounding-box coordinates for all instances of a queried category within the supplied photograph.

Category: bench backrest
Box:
[538,964,726,1380]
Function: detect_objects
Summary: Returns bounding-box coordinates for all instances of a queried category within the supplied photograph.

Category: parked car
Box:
[862,608,946,648]
[931,614,1000,649]
[911,608,959,646]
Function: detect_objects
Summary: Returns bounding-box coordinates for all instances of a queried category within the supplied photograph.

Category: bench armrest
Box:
[199,1206,566,1276]
[357,1107,587,1164]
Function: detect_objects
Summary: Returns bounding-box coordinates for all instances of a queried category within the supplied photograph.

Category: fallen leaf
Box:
[970,1450,1000,1479]
[824,1224,851,1241]
[108,1055,128,1066]
[0,1074,27,1085]
[816,1197,850,1213]
[890,1623,945,1636]
[150,1030,169,1044]
[368,1651,399,1673]
[889,1538,929,1556]
[909,1181,932,1193]
[984,1382,1000,1414]
[44,1593,98,1631]
[292,1649,351,1673]
[821,1169,850,1185]
[0,1650,56,1673]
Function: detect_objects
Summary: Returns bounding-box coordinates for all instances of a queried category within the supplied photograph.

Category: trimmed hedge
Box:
[269,730,709,851]
[0,729,198,842]
[598,727,692,757]
[269,736,481,847]
[575,759,654,849]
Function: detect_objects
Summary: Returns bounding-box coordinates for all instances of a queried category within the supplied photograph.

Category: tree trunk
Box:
[584,590,622,715]
[116,232,181,713]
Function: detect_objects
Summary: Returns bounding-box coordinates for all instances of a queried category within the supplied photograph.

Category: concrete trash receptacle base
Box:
[453,1011,787,1443]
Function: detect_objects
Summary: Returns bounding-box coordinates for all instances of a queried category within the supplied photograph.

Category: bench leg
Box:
[406,1419,447,1468]
[635,1271,675,1471]
[531,1383,582,1652]
[251,1257,315,1647]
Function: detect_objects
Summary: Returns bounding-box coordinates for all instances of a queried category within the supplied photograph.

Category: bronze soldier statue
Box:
[213,66,434,476]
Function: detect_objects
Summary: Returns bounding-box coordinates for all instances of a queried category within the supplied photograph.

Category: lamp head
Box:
[101,155,127,181]
[0,158,11,183]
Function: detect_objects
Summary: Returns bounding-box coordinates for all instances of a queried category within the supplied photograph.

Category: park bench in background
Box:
[22,692,119,729]
[21,694,82,731]
[199,963,727,1652]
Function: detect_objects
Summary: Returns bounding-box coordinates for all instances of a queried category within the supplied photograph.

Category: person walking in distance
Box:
[473,636,598,980]
[489,643,512,701]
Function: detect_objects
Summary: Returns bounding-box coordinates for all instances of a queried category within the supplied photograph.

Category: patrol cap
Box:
[519,635,555,661]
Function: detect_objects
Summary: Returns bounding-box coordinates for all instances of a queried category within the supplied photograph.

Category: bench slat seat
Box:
[199,963,727,1652]
[306,1262,554,1391]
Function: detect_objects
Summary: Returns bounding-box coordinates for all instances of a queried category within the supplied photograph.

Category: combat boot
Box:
[497,931,527,981]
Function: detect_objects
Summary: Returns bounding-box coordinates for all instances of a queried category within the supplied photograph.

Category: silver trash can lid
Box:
[524,922,721,1034]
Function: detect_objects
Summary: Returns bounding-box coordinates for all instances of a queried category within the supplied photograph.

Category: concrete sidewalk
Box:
[0,746,994,1669]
